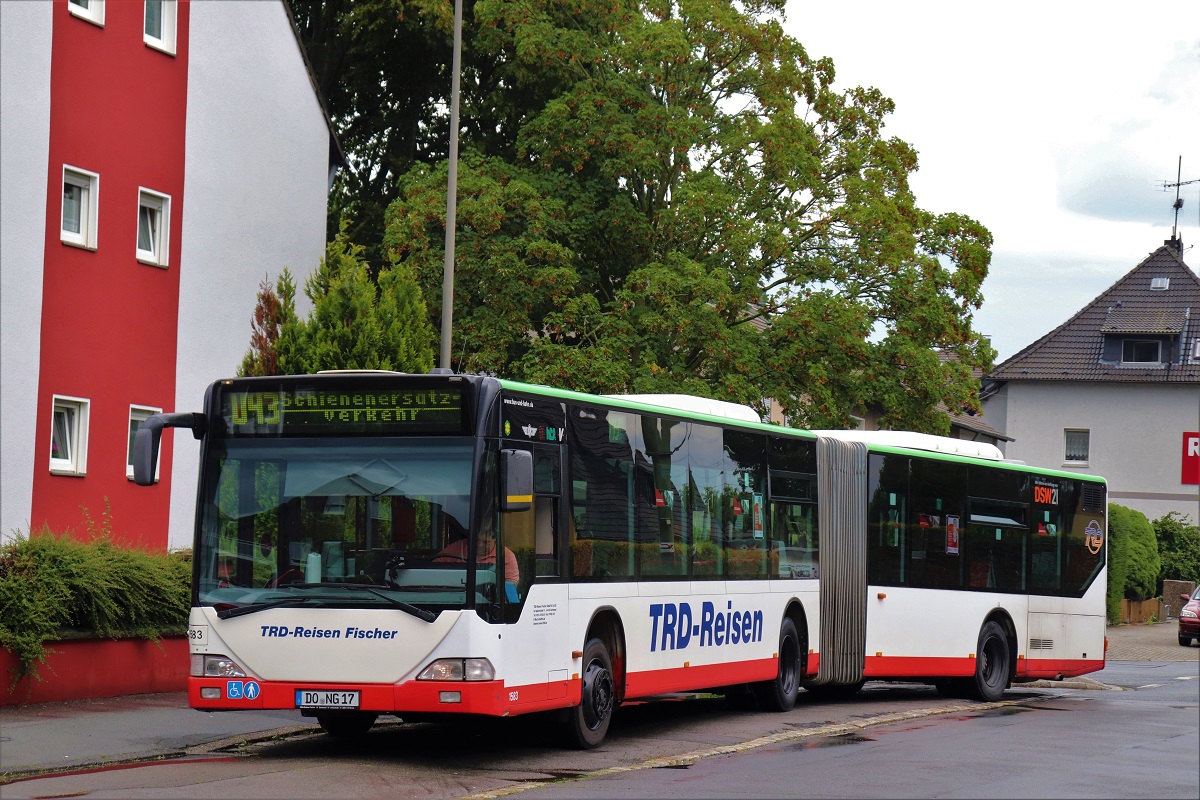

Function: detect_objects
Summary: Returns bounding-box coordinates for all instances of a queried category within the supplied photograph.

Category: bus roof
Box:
[812,430,1004,461]
[602,394,761,423]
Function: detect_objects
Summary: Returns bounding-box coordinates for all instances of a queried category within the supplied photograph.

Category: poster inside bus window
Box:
[219,384,467,435]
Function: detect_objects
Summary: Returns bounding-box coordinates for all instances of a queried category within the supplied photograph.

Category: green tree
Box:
[1153,511,1200,592]
[238,228,435,375]
[385,0,993,428]
[239,268,305,377]
[1107,503,1162,622]
[287,0,457,266]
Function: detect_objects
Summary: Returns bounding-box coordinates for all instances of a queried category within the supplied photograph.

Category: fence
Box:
[1119,598,1166,624]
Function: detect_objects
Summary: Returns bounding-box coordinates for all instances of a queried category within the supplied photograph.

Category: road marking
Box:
[1137,683,1162,689]
[455,697,1038,800]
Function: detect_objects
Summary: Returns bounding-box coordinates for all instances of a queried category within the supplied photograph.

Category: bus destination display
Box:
[220,386,465,435]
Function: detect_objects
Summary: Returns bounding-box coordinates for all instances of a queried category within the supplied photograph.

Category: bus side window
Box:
[867,453,908,587]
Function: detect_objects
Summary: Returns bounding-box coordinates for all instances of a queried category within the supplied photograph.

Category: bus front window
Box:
[197,439,478,610]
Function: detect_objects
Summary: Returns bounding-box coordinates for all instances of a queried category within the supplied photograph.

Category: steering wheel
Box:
[433,553,469,563]
[268,568,303,588]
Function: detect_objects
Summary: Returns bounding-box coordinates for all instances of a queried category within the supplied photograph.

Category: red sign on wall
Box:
[1184,432,1200,485]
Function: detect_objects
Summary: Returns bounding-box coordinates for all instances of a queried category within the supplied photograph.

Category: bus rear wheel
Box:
[969,621,1011,701]
[317,711,378,739]
[754,617,801,712]
[566,637,615,749]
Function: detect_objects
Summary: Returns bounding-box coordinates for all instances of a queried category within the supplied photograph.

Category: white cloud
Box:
[783,1,1200,360]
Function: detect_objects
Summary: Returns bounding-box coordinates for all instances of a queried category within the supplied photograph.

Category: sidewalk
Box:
[0,694,309,778]
[1104,620,1200,663]
[2,623,1196,780]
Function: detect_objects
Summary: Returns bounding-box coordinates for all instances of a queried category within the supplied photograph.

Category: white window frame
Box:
[50,395,90,476]
[1064,429,1090,466]
[1121,338,1161,364]
[67,0,105,27]
[143,0,177,55]
[136,187,171,267]
[1191,337,1200,362]
[127,404,162,481]
[62,166,99,250]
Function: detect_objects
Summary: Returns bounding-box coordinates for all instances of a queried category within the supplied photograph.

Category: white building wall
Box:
[995,381,1200,523]
[172,0,330,548]
[0,2,53,543]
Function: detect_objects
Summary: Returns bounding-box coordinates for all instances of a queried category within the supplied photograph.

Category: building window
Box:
[62,166,99,250]
[67,0,104,26]
[127,405,162,480]
[1121,339,1160,364]
[1150,277,1170,291]
[50,396,90,476]
[1064,429,1089,465]
[1193,338,1200,361]
[136,188,170,266]
[144,0,177,55]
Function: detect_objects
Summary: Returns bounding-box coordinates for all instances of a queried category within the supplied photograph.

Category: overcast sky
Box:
[782,1,1200,361]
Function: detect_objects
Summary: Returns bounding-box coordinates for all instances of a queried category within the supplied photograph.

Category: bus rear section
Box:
[812,432,1107,701]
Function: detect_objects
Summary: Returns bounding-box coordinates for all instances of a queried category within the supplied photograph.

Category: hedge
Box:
[0,528,191,686]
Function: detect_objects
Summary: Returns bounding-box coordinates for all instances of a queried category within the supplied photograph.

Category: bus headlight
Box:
[192,653,248,678]
[417,658,495,681]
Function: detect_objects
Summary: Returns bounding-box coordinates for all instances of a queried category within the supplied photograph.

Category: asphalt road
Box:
[0,622,1196,797]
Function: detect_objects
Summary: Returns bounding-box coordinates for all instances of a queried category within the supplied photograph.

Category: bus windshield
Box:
[196,438,486,612]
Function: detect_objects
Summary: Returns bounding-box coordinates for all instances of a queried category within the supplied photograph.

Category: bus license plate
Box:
[296,690,360,709]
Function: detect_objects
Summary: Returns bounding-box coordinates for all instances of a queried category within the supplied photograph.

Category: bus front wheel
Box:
[969,621,1011,701]
[755,617,801,712]
[566,637,615,749]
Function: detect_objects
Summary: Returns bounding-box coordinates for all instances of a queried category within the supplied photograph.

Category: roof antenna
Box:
[1160,156,1199,252]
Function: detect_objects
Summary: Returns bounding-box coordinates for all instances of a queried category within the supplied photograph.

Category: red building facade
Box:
[31,0,190,546]
[4,0,336,550]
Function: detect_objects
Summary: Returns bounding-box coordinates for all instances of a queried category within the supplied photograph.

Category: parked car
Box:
[1179,586,1200,647]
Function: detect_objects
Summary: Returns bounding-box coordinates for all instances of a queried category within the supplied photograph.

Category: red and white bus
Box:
[135,371,1107,747]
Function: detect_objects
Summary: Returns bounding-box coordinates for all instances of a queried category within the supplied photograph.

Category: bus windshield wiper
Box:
[216,597,315,620]
[281,583,437,623]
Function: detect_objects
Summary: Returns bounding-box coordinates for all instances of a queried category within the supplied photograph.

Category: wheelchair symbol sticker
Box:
[226,680,260,700]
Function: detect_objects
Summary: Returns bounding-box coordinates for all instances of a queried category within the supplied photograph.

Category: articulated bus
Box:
[134,371,1107,747]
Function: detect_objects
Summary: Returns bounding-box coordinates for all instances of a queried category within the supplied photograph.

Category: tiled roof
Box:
[1100,307,1188,334]
[946,408,1013,441]
[985,242,1200,384]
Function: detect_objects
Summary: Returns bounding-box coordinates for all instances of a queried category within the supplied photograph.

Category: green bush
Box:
[0,528,191,686]
[1154,511,1200,592]
[1106,503,1161,623]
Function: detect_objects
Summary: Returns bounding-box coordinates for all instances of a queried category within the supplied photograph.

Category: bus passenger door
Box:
[501,444,563,623]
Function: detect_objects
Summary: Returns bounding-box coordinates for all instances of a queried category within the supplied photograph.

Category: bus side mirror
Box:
[132,412,206,486]
[500,449,533,512]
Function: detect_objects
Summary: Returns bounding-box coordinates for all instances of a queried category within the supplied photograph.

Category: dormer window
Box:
[1121,339,1160,363]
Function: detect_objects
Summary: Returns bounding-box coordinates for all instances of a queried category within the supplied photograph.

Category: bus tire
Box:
[566,637,615,749]
[754,617,801,712]
[317,712,377,739]
[969,621,1011,701]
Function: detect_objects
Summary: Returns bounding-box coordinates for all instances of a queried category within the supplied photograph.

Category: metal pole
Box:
[439,0,463,370]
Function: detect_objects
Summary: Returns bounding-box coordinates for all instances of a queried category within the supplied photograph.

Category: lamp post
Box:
[439,0,463,371]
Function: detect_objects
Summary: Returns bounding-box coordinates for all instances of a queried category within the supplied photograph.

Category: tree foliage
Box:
[1153,511,1200,592]
[239,227,435,375]
[1106,503,1161,621]
[380,0,993,429]
[292,0,994,429]
[287,0,457,265]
